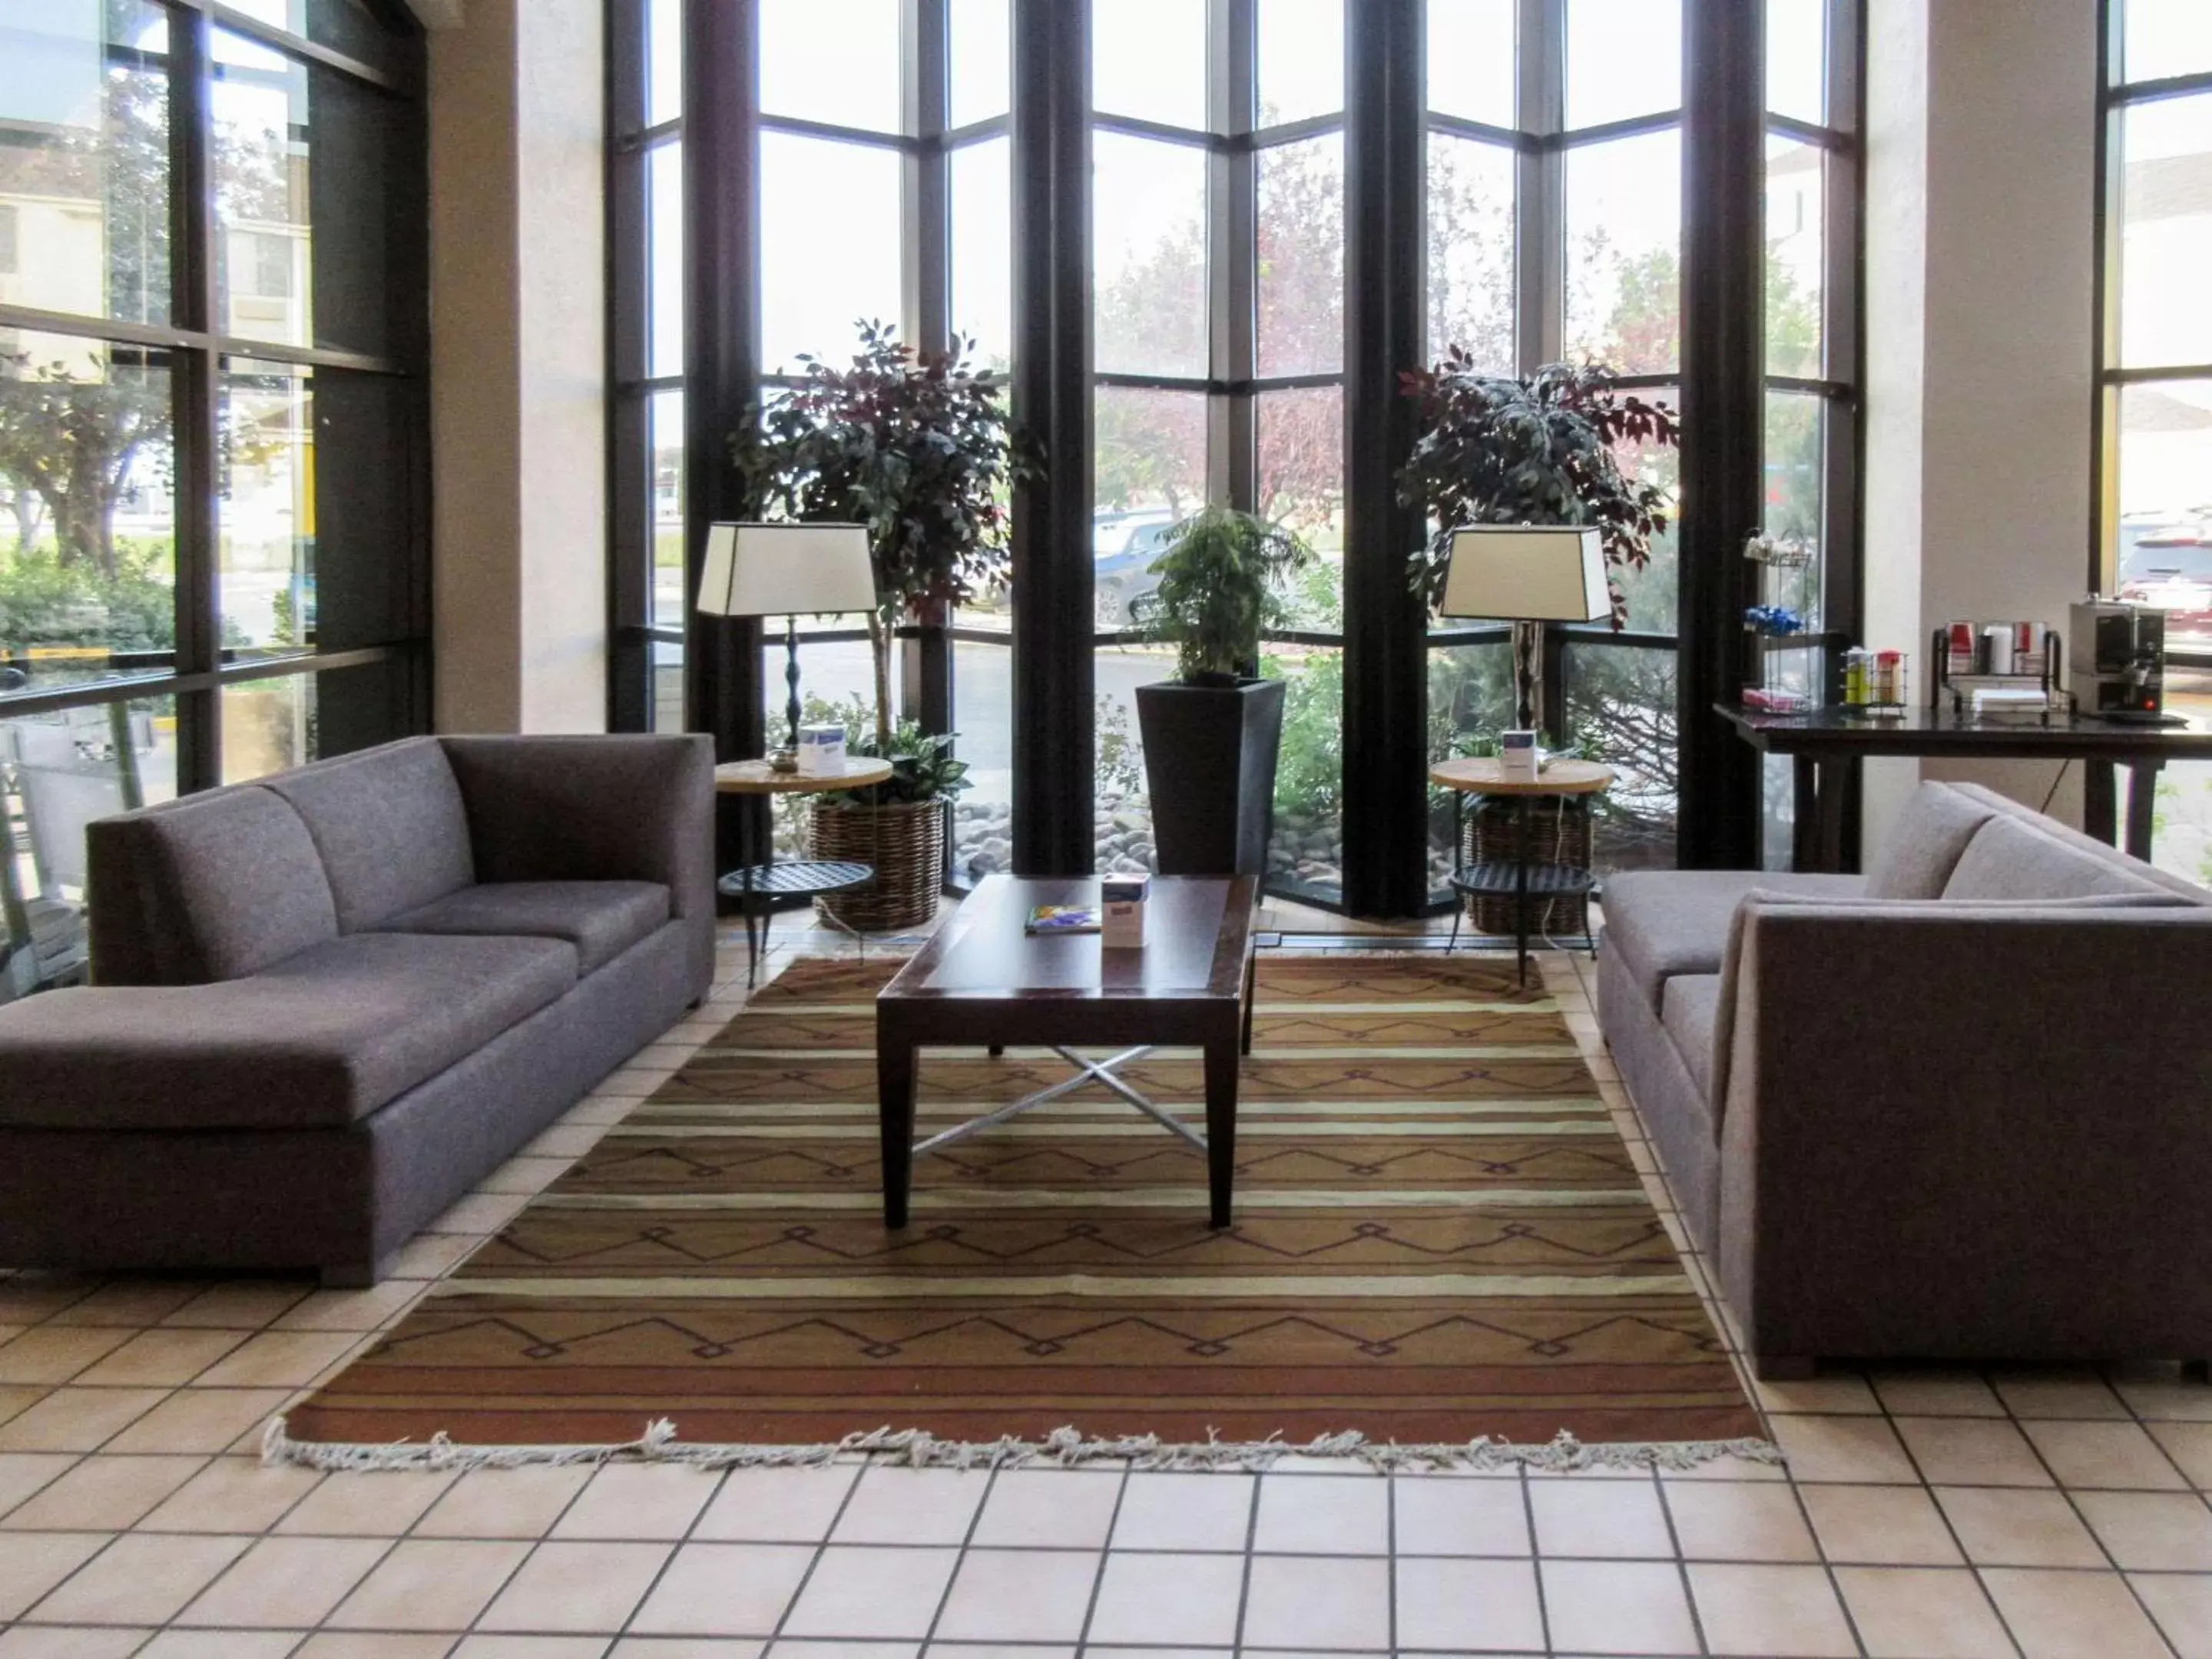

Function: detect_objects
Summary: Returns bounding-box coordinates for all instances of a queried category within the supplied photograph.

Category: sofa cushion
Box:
[376,881,671,975]
[1944,814,2173,902]
[1601,869,1866,1003]
[1948,781,2212,905]
[86,787,337,985]
[260,737,476,932]
[1864,782,2001,899]
[1659,973,1722,1102]
[0,932,578,1131]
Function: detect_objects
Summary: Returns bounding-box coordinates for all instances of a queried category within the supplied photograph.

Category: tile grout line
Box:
[1994,1360,2188,1657]
[1647,1461,1713,1657]
[1767,1445,1873,1658]
[1868,1362,2051,1659]
[1068,1460,1133,1656]
[917,1462,999,1647]
[750,1451,867,1651]
[1519,1465,1552,1655]
[1231,1462,1262,1656]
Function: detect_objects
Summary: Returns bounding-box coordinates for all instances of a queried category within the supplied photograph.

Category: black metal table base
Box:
[717,859,874,988]
[1444,793,1600,985]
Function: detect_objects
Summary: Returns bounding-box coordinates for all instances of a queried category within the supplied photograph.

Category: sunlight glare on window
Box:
[2127,0,2212,84]
[761,0,902,132]
[1257,0,1343,127]
[1426,0,1516,129]
[1765,0,1825,124]
[1094,0,1207,130]
[1565,0,1681,130]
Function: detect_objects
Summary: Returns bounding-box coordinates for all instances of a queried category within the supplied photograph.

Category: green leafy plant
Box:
[1128,505,1312,685]
[800,696,972,806]
[1263,647,1343,820]
[1096,694,1144,796]
[1396,357,1679,627]
[730,321,1041,750]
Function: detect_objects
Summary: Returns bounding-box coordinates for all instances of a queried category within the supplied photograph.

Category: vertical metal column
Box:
[170,5,220,796]
[1208,0,1257,515]
[902,0,955,743]
[1341,0,1429,917]
[686,0,768,869]
[1677,0,1766,869]
[1008,0,1096,875]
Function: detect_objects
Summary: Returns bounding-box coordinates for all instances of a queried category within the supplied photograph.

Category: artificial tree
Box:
[731,321,1037,759]
[1397,356,1680,732]
[730,322,1035,928]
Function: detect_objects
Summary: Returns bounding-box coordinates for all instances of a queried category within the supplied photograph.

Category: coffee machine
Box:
[2068,600,2167,722]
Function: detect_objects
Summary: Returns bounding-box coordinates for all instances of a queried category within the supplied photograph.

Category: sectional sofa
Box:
[1598,780,2212,1376]
[0,734,714,1285]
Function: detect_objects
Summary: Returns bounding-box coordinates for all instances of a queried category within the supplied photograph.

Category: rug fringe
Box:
[260,1416,1780,1475]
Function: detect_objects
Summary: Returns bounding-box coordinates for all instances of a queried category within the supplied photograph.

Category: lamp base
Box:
[767,747,799,773]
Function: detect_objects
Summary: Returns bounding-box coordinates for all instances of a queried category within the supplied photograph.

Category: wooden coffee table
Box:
[875,873,1260,1230]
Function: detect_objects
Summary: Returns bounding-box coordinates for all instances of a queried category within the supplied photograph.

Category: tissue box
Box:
[1101,876,1149,949]
[1499,730,1539,781]
[795,725,847,776]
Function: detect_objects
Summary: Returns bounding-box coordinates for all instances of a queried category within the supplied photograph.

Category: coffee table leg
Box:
[1204,1032,1239,1229]
[879,1034,917,1228]
[1241,947,1258,1057]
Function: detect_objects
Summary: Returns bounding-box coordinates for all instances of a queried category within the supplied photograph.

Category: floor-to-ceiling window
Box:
[0,0,429,1000]
[611,0,1863,912]
[1085,0,1348,902]
[2099,0,2212,885]
[1755,0,1859,866]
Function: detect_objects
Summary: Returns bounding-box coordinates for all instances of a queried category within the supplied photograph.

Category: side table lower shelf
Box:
[1445,861,1599,985]
[717,860,875,987]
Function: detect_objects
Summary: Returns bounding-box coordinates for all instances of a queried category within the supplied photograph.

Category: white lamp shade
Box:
[696,522,879,618]
[1440,525,1610,622]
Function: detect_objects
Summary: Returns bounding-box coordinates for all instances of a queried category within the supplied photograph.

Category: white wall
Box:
[426,0,608,734]
[1862,0,2099,851]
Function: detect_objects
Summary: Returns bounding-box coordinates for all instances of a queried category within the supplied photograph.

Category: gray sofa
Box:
[0,733,714,1285]
[1598,779,2212,1377]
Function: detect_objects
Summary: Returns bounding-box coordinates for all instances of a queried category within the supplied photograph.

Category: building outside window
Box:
[2101,0,2212,885]
[0,0,430,1003]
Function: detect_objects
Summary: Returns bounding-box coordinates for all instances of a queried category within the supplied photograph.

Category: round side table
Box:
[1428,757,1614,985]
[715,757,896,986]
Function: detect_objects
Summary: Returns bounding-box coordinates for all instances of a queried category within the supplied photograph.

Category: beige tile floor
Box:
[0,909,2207,1657]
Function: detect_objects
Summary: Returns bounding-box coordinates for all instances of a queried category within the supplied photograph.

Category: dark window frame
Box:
[2094,0,2212,671]
[604,0,1868,905]
[0,0,432,796]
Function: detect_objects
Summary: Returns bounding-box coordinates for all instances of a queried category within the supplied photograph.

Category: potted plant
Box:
[1397,356,1679,929]
[1128,505,1311,876]
[732,322,1037,931]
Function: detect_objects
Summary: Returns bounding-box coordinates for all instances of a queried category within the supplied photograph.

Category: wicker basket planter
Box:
[810,797,947,933]
[1462,795,1593,938]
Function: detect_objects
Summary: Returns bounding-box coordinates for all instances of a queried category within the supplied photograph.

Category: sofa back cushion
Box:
[87,787,338,985]
[1863,782,1999,899]
[260,737,475,932]
[1943,813,2172,902]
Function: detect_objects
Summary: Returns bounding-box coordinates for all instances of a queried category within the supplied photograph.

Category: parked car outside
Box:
[2118,518,2212,647]
[1094,509,1179,626]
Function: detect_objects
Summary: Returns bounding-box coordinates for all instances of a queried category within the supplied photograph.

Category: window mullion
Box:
[171,2,222,793]
[905,0,949,356]
[1517,0,1565,372]
[1210,0,1256,509]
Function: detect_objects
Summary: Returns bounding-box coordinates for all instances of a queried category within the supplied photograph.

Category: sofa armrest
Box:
[439,736,715,926]
[1716,902,2212,1363]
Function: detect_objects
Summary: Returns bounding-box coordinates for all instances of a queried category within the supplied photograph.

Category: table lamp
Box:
[697,522,879,770]
[1441,525,1610,734]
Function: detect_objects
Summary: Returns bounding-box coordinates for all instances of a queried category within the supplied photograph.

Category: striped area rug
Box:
[274,952,1765,1466]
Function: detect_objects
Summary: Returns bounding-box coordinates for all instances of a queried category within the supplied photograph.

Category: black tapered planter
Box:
[1135,677,1286,876]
